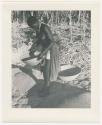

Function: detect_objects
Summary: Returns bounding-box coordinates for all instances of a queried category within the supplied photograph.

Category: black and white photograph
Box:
[12,10,91,108]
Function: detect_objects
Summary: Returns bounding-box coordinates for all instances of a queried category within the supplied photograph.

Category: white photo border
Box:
[2,1,100,122]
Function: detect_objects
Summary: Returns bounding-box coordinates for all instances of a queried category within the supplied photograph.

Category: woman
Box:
[27,16,60,96]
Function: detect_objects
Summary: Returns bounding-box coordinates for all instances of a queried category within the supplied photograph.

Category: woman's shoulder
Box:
[41,23,50,31]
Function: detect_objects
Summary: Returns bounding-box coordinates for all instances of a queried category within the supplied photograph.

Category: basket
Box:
[22,57,42,66]
[58,64,81,82]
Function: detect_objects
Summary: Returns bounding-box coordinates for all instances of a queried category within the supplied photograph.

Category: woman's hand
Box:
[37,54,45,60]
[37,54,42,60]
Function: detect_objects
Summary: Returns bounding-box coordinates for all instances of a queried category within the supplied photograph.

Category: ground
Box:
[12,22,91,108]
[12,64,90,108]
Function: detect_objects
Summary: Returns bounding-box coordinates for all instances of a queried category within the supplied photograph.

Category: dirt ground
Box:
[12,65,90,108]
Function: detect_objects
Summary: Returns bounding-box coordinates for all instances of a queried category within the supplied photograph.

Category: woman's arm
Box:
[38,42,54,59]
[38,25,55,59]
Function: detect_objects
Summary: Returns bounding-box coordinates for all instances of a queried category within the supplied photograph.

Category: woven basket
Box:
[58,65,81,82]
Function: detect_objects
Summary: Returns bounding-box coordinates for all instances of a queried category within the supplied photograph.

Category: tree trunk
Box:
[70,11,72,42]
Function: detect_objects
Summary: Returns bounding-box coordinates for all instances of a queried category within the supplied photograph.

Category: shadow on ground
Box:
[12,64,91,108]
[27,80,91,108]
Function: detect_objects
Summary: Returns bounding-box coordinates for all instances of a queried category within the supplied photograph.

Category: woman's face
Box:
[31,22,39,32]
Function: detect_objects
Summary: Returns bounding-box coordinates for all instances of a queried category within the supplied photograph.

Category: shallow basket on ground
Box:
[58,64,81,82]
[22,56,81,82]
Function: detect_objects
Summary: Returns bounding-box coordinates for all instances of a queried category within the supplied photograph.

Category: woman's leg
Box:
[43,59,50,87]
[39,59,50,97]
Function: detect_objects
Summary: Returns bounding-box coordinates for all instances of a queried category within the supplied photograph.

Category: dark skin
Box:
[29,21,55,59]
[29,20,55,96]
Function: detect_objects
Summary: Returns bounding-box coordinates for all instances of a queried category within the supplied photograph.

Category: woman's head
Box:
[27,16,39,30]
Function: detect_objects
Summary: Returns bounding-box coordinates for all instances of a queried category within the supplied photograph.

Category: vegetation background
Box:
[12,11,91,107]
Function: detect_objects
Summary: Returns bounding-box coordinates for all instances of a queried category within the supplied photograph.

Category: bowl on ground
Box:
[58,64,81,82]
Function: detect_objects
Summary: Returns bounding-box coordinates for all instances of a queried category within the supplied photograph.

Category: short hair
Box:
[27,16,38,27]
